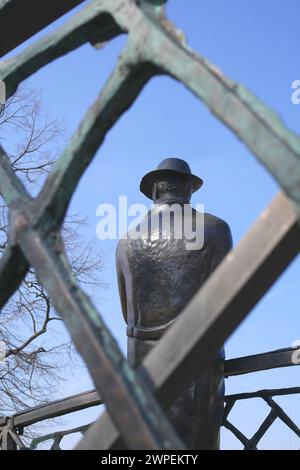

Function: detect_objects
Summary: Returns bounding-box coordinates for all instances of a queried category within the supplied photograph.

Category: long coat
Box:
[116,203,232,449]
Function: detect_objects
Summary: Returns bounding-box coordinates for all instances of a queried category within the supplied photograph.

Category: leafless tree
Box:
[0,87,104,413]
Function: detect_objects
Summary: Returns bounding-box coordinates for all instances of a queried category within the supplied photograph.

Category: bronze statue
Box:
[116,158,232,449]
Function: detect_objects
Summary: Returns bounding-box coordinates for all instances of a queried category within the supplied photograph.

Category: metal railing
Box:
[0,347,299,449]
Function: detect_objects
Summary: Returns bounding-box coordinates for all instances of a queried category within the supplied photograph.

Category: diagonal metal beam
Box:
[0,245,29,309]
[0,0,149,99]
[0,0,86,57]
[264,396,300,438]
[137,193,300,406]
[76,192,300,449]
[0,0,124,98]
[17,225,184,450]
[0,146,30,309]
[222,418,250,449]
[247,409,278,449]
[141,20,300,212]
[7,430,26,449]
[0,428,16,450]
[33,43,159,227]
[0,145,30,205]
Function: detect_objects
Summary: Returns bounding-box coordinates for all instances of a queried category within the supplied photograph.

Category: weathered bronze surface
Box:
[117,158,232,449]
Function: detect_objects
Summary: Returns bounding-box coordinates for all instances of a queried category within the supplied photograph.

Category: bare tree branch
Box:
[0,87,104,413]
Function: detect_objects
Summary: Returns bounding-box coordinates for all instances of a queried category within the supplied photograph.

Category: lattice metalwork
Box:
[224,388,300,450]
[1,348,299,449]
[0,0,300,450]
[0,390,103,450]
[30,425,89,450]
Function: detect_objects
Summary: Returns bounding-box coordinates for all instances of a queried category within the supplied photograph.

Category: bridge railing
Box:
[1,346,299,450]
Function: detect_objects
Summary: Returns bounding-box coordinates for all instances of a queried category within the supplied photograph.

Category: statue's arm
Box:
[116,242,128,324]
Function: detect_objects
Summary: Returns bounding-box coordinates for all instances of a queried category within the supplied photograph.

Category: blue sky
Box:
[2,0,300,450]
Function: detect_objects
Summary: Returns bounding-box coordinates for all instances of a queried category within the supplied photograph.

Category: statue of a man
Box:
[116,158,232,449]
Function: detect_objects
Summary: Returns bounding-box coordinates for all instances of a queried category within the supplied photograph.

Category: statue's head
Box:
[140,158,203,203]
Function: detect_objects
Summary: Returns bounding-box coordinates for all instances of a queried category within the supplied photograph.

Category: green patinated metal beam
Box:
[34,51,158,227]
[0,246,29,308]
[146,38,300,212]
[0,0,86,57]
[0,145,30,204]
[0,1,124,98]
[0,146,31,307]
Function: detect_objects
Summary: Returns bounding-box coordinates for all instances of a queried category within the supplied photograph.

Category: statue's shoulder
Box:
[116,227,141,257]
[203,212,231,231]
[203,212,233,250]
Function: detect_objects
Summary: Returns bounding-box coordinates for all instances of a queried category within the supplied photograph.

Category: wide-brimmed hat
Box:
[140,158,203,199]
